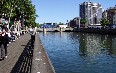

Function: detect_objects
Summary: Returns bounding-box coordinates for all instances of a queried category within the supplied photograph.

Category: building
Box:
[79,1,103,26]
[113,13,116,24]
[108,6,116,24]
[102,10,107,19]
[69,17,80,28]
[41,23,58,28]
[102,6,116,24]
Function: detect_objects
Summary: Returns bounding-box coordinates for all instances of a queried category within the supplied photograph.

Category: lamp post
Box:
[21,12,25,30]
[8,5,13,31]
[78,17,80,29]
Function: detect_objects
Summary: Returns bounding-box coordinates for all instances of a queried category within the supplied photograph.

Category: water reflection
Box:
[79,34,102,60]
[39,32,116,73]
[79,33,116,59]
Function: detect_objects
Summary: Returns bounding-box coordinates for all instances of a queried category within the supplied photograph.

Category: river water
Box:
[39,32,116,73]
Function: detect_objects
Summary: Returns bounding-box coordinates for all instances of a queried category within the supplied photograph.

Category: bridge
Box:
[0,33,55,73]
[36,28,75,32]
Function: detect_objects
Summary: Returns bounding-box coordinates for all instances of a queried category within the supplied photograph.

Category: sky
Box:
[32,0,116,24]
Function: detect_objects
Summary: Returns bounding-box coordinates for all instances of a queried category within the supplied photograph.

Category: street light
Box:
[78,17,81,29]
[8,5,13,31]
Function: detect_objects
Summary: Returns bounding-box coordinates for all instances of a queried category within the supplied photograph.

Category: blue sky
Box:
[32,0,116,24]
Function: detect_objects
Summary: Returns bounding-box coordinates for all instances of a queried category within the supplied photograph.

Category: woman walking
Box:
[28,26,36,46]
[0,26,9,60]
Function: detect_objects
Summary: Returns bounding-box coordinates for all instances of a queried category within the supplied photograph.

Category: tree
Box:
[58,22,64,25]
[100,18,110,26]
[35,23,40,28]
[0,0,37,27]
[80,18,87,25]
[80,18,87,27]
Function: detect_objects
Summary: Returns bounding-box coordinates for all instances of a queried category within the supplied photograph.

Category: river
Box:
[39,32,116,73]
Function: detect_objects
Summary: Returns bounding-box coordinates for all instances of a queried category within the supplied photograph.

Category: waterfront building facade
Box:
[69,17,80,28]
[107,6,116,24]
[107,7,116,24]
[79,2,103,26]
[102,6,116,24]
[113,14,116,24]
[102,10,107,19]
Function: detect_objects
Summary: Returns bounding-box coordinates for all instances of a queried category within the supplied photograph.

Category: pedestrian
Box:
[10,30,15,42]
[0,26,9,60]
[6,30,11,44]
[28,25,36,46]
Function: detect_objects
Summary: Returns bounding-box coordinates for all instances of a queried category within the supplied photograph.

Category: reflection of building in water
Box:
[79,33,102,58]
[110,38,116,55]
[79,33,87,56]
[79,33,116,58]
[101,35,116,55]
[86,35,102,57]
[43,31,47,36]
[59,32,71,42]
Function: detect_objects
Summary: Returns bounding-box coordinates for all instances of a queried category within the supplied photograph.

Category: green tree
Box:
[35,23,40,28]
[80,18,87,25]
[0,0,37,27]
[58,22,64,25]
[80,18,87,27]
[100,18,110,26]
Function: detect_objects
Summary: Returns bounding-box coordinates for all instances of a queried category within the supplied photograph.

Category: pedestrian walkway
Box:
[0,33,55,73]
[0,34,32,73]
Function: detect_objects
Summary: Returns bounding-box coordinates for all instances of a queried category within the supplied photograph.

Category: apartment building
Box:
[80,1,103,26]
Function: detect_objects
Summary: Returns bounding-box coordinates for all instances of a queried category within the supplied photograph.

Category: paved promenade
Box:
[0,34,32,73]
[0,33,55,73]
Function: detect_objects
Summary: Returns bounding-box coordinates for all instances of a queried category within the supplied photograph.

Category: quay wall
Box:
[31,33,55,73]
[78,28,116,34]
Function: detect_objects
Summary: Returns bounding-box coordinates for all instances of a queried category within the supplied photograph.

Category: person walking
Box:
[0,26,9,60]
[28,25,36,46]
[0,26,2,60]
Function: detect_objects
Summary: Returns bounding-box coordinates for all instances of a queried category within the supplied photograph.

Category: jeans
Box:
[0,44,7,58]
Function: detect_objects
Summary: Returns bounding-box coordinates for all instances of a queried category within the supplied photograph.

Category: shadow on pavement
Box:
[10,39,34,73]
